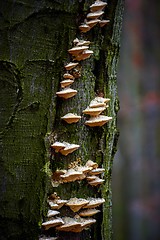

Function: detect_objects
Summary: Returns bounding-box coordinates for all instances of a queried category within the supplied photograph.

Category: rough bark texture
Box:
[0,0,123,239]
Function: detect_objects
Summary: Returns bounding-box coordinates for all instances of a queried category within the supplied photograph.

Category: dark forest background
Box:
[113,0,160,240]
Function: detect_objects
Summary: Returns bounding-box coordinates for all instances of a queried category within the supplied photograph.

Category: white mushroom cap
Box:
[47,210,60,218]
[56,217,81,232]
[51,141,66,152]
[42,218,64,230]
[61,169,85,183]
[68,46,89,56]
[56,88,77,99]
[59,143,80,156]
[66,198,89,212]
[83,198,105,208]
[61,113,81,124]
[83,106,106,116]
[85,115,112,127]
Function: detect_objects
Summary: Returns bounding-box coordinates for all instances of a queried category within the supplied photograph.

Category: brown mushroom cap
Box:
[88,176,105,186]
[75,165,92,174]
[63,73,75,79]
[99,19,110,27]
[75,50,93,61]
[59,143,80,156]
[79,208,100,217]
[86,19,100,28]
[66,198,89,212]
[86,175,97,181]
[51,142,66,152]
[61,113,81,124]
[90,0,107,12]
[89,97,110,108]
[56,217,81,232]
[64,62,79,71]
[77,217,96,230]
[85,160,98,169]
[60,79,74,88]
[76,40,91,46]
[68,46,89,56]
[61,169,84,183]
[48,199,68,209]
[56,88,77,99]
[83,106,106,116]
[79,24,91,33]
[87,10,104,19]
[42,218,64,230]
[83,198,105,209]
[85,115,112,127]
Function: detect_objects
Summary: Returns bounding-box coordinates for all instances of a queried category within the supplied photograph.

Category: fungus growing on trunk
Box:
[82,198,105,209]
[87,11,104,19]
[60,79,74,88]
[85,115,112,127]
[56,88,77,99]
[79,208,100,217]
[83,106,106,116]
[90,0,107,12]
[66,198,89,212]
[61,113,81,124]
[42,218,64,230]
[64,62,79,70]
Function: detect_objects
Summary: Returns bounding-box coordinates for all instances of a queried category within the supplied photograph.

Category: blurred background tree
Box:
[112,0,160,240]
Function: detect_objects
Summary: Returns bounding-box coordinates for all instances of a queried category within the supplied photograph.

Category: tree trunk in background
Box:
[0,1,123,239]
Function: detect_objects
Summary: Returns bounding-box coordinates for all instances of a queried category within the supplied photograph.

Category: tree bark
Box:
[0,0,124,239]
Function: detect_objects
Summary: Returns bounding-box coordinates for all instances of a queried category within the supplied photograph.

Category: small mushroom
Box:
[87,11,104,19]
[60,79,74,88]
[61,113,81,124]
[76,40,91,46]
[51,141,66,152]
[51,169,67,182]
[61,169,85,183]
[88,176,105,186]
[83,198,105,209]
[75,165,92,174]
[48,199,68,210]
[90,0,107,12]
[65,62,79,71]
[85,160,98,169]
[63,73,75,79]
[83,106,106,116]
[89,97,110,108]
[56,88,77,99]
[75,50,93,61]
[42,218,64,230]
[66,198,89,212]
[59,143,80,156]
[99,19,110,27]
[79,208,100,217]
[86,175,97,181]
[85,115,112,127]
[79,23,91,33]
[86,19,100,28]
[89,168,105,175]
[75,217,96,231]
[47,209,60,218]
[68,46,89,56]
[56,217,81,232]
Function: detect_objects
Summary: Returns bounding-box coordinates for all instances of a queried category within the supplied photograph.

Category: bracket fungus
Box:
[68,46,89,56]
[79,208,100,217]
[89,97,110,108]
[99,19,110,27]
[89,167,105,175]
[75,39,91,46]
[59,143,80,156]
[66,198,89,212]
[86,19,100,28]
[56,217,81,232]
[79,23,91,33]
[87,11,104,19]
[88,176,105,186]
[83,198,105,209]
[48,199,68,210]
[85,115,112,127]
[85,160,98,169]
[42,218,64,230]
[83,106,106,116]
[90,0,107,12]
[56,88,77,99]
[63,73,75,79]
[51,142,66,153]
[60,169,85,183]
[47,210,60,218]
[60,79,74,88]
[61,113,81,124]
[74,50,93,61]
[64,62,79,71]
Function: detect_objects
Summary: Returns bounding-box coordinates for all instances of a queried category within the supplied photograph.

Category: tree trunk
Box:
[0,0,123,239]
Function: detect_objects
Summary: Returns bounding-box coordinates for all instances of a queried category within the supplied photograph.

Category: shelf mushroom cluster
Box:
[41,193,105,233]
[83,97,112,127]
[79,0,109,33]
[41,0,111,238]
[51,160,105,187]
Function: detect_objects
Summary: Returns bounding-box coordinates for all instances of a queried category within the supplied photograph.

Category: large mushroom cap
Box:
[83,106,106,116]
[83,198,105,209]
[61,169,85,183]
[61,113,81,124]
[87,10,104,19]
[42,218,64,230]
[59,143,80,156]
[85,115,112,127]
[66,198,89,212]
[68,46,89,56]
[51,141,66,152]
[79,208,100,217]
[90,0,107,12]
[56,88,77,99]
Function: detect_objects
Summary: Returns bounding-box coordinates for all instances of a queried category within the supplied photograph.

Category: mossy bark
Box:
[0,0,124,239]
